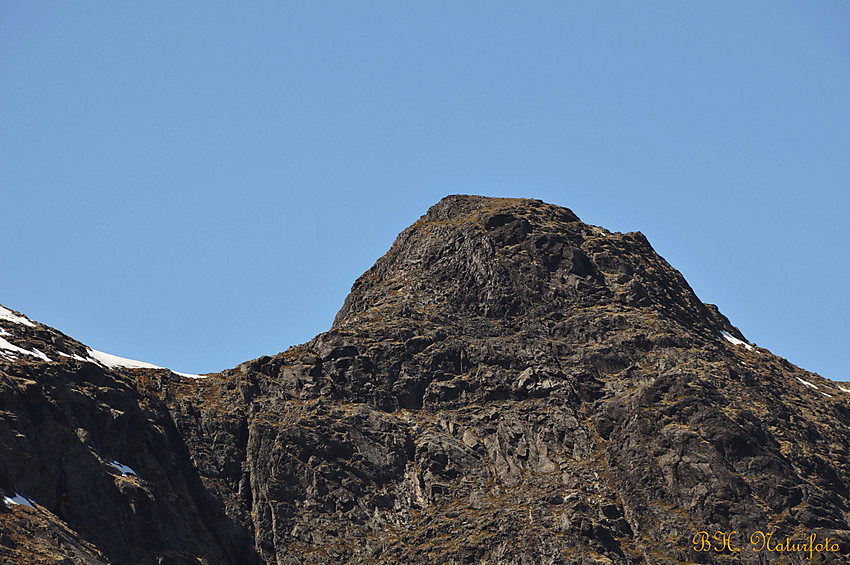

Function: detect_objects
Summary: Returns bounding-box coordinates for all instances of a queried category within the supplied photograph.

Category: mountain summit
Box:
[336,195,732,337]
[2,195,849,564]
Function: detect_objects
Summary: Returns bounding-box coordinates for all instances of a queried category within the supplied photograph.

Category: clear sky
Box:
[2,2,849,380]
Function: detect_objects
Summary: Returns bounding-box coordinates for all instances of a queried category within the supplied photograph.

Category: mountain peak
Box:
[333,194,742,348]
[418,194,580,224]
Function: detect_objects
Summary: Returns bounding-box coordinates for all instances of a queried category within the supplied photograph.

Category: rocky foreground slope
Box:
[2,195,849,564]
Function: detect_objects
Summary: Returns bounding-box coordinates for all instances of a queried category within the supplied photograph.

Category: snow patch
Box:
[58,352,91,362]
[31,348,52,362]
[108,460,136,477]
[839,386,850,394]
[822,392,832,398]
[797,377,818,390]
[85,348,206,378]
[86,348,162,370]
[0,337,53,362]
[173,370,207,379]
[720,331,753,351]
[3,493,35,508]
[0,306,36,327]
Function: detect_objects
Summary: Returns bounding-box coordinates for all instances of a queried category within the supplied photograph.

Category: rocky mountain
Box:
[2,195,849,564]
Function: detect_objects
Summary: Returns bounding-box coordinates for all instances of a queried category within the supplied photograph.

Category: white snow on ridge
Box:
[3,493,35,508]
[86,347,206,378]
[58,351,92,362]
[0,306,36,328]
[839,386,850,394]
[86,348,163,370]
[0,337,53,362]
[797,377,818,390]
[30,348,52,362]
[108,460,137,477]
[720,331,753,351]
[172,370,207,379]
[0,305,205,378]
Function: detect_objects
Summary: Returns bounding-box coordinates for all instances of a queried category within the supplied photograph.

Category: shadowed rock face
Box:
[2,195,849,564]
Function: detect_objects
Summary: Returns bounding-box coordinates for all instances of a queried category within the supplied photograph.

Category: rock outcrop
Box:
[2,195,849,564]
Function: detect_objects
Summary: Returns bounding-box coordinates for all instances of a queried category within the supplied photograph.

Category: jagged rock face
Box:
[0,331,257,563]
[335,196,723,340]
[2,195,850,564]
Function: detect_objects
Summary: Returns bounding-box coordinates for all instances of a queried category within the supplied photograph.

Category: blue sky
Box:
[2,2,849,380]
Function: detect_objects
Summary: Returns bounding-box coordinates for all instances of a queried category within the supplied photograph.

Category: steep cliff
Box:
[2,195,849,564]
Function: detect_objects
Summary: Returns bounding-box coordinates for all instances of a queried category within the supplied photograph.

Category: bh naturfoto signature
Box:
[693,531,840,560]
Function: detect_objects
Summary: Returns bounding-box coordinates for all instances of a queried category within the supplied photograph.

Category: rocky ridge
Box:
[2,195,849,564]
